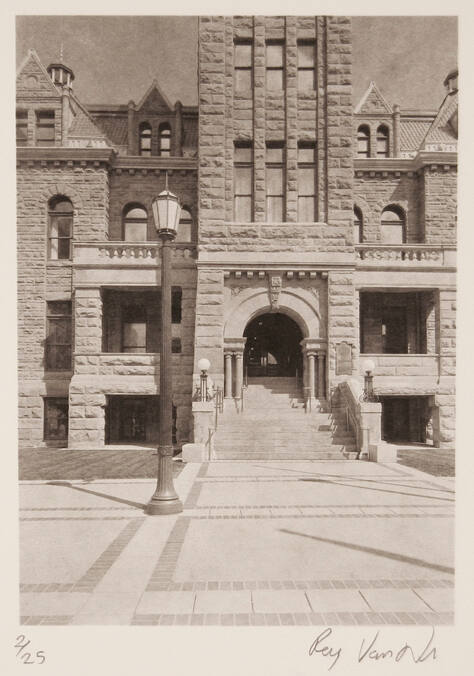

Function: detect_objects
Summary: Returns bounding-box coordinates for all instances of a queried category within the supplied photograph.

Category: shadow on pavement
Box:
[46,481,146,510]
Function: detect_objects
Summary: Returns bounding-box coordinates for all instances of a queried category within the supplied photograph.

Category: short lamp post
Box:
[362,358,377,402]
[146,178,183,515]
[198,358,211,401]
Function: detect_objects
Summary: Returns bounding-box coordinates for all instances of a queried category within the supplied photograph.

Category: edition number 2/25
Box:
[14,635,46,664]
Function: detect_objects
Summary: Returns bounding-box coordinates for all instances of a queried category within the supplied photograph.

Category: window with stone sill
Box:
[44,397,68,441]
[234,40,253,91]
[177,207,193,242]
[123,204,148,241]
[381,206,405,244]
[376,125,389,157]
[48,197,73,260]
[266,41,285,91]
[234,141,253,222]
[357,125,370,158]
[159,123,171,157]
[266,142,285,222]
[139,122,152,156]
[45,301,72,371]
[297,40,316,90]
[36,110,55,146]
[16,110,28,146]
[297,142,316,222]
[354,206,363,243]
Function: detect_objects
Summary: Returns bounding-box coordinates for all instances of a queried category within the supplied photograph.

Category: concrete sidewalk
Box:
[19,460,454,625]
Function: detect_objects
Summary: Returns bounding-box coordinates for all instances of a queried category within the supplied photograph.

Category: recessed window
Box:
[123,204,147,241]
[48,197,73,260]
[36,110,55,146]
[381,206,405,244]
[354,206,363,243]
[139,122,152,156]
[177,208,192,242]
[376,125,389,157]
[172,287,182,324]
[234,40,253,91]
[234,142,253,222]
[45,301,72,371]
[16,110,28,146]
[44,397,68,441]
[122,305,147,353]
[266,41,285,91]
[357,125,370,158]
[297,142,316,222]
[159,123,171,157]
[172,338,182,354]
[297,41,315,90]
[266,142,285,222]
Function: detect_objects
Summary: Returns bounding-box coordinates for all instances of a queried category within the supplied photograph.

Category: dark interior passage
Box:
[244,312,303,377]
[105,395,177,445]
[381,396,431,444]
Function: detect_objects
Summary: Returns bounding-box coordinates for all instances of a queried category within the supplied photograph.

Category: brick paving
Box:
[19,460,454,625]
[397,447,455,476]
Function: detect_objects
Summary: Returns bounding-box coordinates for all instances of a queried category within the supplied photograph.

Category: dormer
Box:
[354,81,400,158]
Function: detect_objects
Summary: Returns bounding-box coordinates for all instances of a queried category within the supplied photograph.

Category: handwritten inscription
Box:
[14,635,46,665]
[309,627,436,670]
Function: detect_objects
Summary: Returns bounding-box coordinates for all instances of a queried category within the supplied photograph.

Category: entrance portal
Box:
[244,313,303,377]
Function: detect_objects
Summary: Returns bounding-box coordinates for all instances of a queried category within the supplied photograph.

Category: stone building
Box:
[16,16,456,457]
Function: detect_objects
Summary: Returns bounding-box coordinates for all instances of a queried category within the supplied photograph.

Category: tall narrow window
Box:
[45,301,72,371]
[123,204,148,241]
[266,142,285,222]
[234,142,253,222]
[44,397,68,441]
[159,123,171,157]
[16,110,28,146]
[139,122,152,156]
[297,142,316,222]
[122,305,147,353]
[381,206,405,244]
[234,40,253,90]
[266,41,285,91]
[177,208,192,242]
[357,125,370,158]
[48,197,73,260]
[354,206,363,243]
[36,110,55,146]
[297,41,315,90]
[376,125,389,157]
[172,287,182,324]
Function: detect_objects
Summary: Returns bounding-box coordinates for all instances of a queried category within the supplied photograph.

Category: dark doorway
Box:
[381,396,430,444]
[106,396,160,444]
[244,312,303,377]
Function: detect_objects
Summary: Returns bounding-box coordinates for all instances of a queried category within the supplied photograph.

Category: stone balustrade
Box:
[73,242,197,265]
[355,244,456,268]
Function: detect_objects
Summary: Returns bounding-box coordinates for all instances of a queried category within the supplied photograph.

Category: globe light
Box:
[362,358,376,375]
[198,358,211,372]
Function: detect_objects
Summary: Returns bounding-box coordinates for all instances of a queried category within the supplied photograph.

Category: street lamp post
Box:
[361,358,377,402]
[146,178,183,515]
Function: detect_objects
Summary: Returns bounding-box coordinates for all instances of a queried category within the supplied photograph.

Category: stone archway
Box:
[244,312,303,378]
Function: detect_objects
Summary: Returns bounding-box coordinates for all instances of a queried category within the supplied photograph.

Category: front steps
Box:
[213,377,357,460]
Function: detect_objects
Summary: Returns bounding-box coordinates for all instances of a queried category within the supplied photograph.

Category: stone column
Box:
[307,352,316,399]
[224,352,233,398]
[317,353,325,399]
[235,352,244,398]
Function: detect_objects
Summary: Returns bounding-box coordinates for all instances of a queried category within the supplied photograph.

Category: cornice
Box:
[16,147,116,165]
[354,152,457,176]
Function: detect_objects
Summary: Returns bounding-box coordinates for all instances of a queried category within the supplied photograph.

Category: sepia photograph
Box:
[11,8,462,672]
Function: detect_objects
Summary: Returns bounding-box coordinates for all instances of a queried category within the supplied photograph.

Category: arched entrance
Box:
[244,312,303,378]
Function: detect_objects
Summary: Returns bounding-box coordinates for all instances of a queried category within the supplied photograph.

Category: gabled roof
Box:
[68,94,112,145]
[16,48,60,97]
[399,119,434,153]
[421,90,458,150]
[136,79,174,114]
[355,81,392,115]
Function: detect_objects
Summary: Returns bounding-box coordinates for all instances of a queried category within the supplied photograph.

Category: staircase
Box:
[213,377,357,460]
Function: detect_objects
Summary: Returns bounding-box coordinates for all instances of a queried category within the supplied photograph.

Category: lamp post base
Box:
[145,444,183,516]
[146,495,183,515]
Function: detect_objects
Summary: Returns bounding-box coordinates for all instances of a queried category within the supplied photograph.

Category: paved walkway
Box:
[19,460,454,625]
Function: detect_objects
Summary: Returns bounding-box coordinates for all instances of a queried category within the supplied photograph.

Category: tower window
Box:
[354,206,363,243]
[48,197,73,260]
[266,142,285,222]
[266,41,285,91]
[159,123,171,157]
[234,40,253,91]
[36,110,55,146]
[234,142,253,222]
[376,125,389,157]
[297,41,316,90]
[139,122,152,156]
[297,142,316,222]
[357,125,370,158]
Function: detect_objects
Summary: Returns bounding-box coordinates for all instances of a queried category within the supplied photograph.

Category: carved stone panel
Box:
[269,275,282,312]
[336,341,352,376]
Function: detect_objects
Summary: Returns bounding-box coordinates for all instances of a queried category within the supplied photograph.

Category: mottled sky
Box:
[16,15,457,110]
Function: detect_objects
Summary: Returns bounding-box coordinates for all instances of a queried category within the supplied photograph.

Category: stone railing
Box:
[359,354,439,377]
[355,244,456,268]
[73,242,197,265]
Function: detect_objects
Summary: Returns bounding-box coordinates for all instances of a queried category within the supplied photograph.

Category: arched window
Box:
[376,125,389,157]
[357,125,370,158]
[48,197,73,259]
[123,204,148,241]
[139,122,152,156]
[159,123,171,157]
[177,207,192,242]
[381,206,405,244]
[353,206,363,244]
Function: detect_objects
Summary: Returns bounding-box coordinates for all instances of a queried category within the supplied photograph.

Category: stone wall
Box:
[422,166,457,244]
